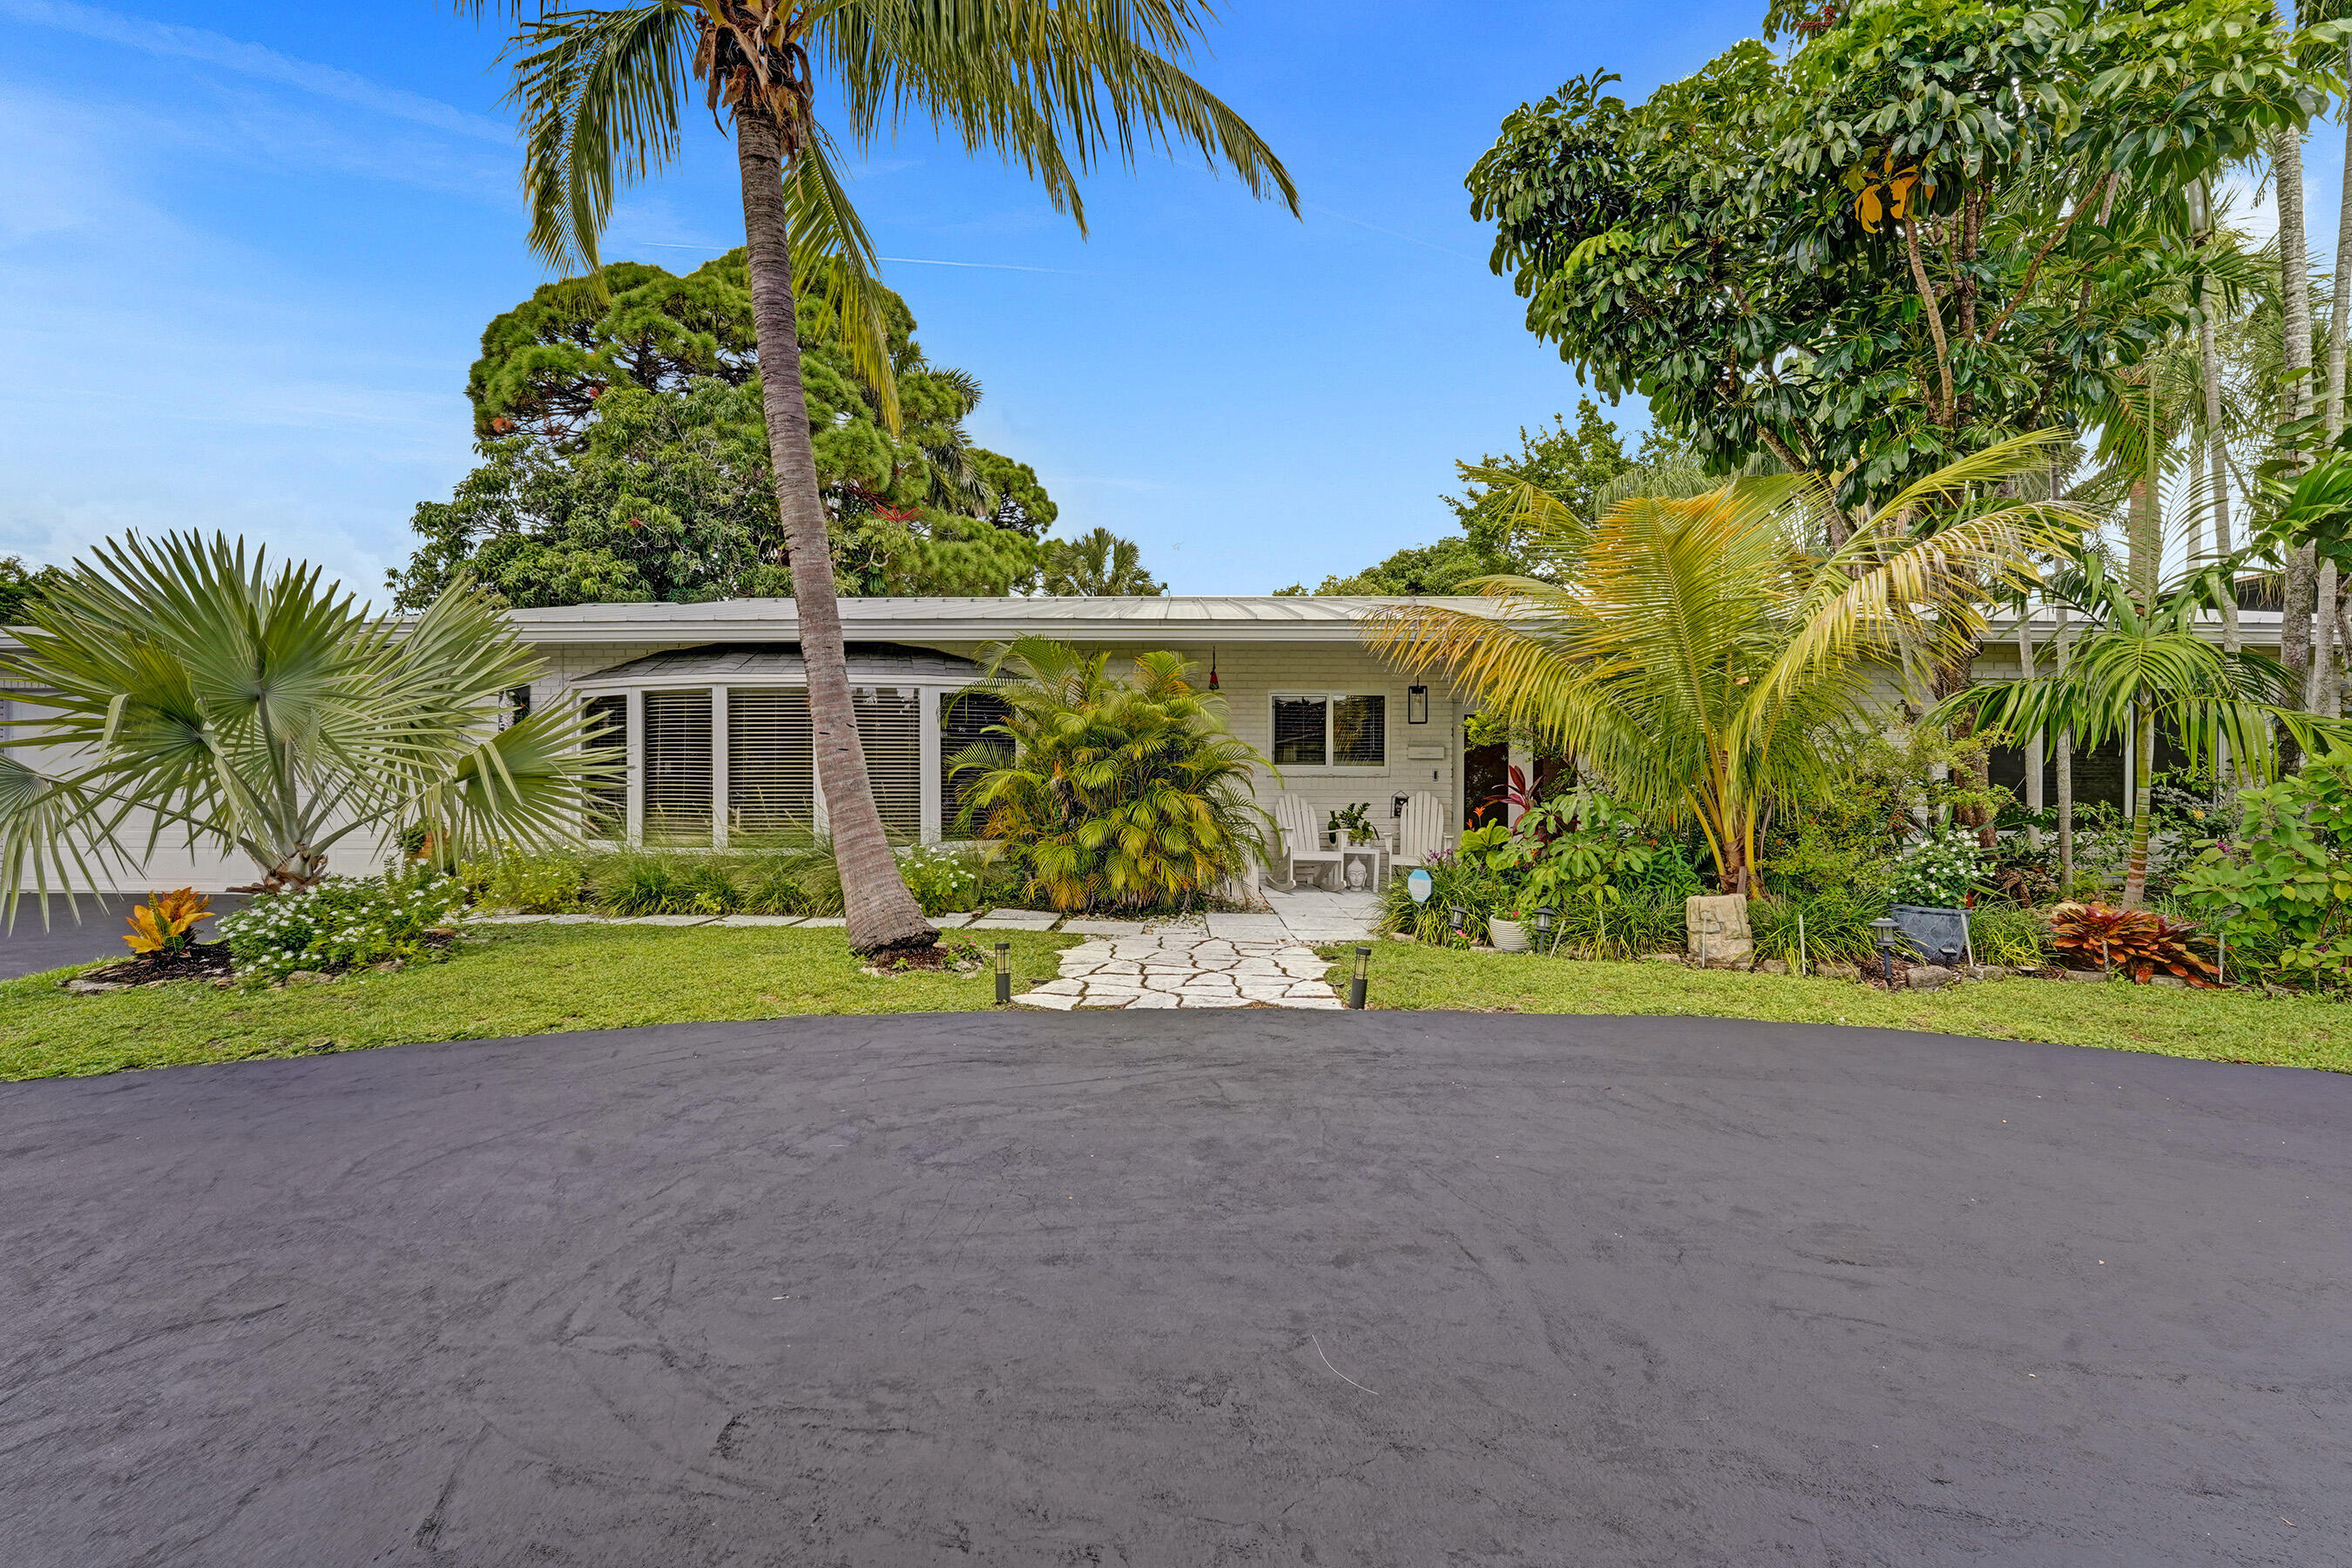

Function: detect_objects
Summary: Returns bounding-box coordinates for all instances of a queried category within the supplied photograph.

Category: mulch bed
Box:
[65,929,461,992]
[75,943,234,989]
[862,941,988,977]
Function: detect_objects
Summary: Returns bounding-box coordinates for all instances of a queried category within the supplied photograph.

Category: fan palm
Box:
[1932,546,2344,909]
[949,635,1269,911]
[472,1,1292,951]
[0,532,609,923]
[1366,432,2084,893]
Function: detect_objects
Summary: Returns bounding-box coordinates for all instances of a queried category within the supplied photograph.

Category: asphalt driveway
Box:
[2,1012,2346,1565]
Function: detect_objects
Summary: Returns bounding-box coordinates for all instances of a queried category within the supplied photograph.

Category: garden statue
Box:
[1686,894,1753,970]
[1345,858,1370,891]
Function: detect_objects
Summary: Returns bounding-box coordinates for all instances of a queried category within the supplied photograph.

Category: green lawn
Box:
[1323,943,2352,1073]
[8,923,2348,1083]
[0,924,1079,1081]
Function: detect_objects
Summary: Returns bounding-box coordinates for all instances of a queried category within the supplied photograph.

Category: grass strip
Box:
[1320,944,2352,1073]
[0,924,1079,1081]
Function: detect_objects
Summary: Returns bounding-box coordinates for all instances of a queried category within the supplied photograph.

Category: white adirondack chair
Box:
[1395,791,1454,868]
[1270,792,1344,890]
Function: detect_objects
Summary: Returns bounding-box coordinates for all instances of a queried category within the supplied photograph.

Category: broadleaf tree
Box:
[467,0,1294,954]
[390,252,1058,609]
[1469,1,2340,531]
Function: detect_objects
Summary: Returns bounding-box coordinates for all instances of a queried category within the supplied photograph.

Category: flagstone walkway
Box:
[1013,929,1345,1010]
[476,887,1380,1011]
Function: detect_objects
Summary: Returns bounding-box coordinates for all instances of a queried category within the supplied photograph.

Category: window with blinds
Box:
[727,687,815,841]
[855,687,922,840]
[1334,694,1386,767]
[1272,693,1386,767]
[641,688,713,842]
[1272,697,1327,767]
[939,690,1010,836]
[581,693,627,839]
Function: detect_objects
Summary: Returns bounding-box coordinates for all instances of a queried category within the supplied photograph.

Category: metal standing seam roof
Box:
[501,595,1499,645]
[569,642,984,688]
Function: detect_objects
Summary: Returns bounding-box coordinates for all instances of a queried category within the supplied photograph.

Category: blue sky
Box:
[1,2,2342,598]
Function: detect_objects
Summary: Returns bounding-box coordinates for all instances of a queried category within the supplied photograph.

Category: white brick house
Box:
[1,597,1497,891]
[510,596,1487,856]
[1,594,2291,891]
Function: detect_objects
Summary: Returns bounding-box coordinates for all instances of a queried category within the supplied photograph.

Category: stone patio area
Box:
[1013,929,1344,1010]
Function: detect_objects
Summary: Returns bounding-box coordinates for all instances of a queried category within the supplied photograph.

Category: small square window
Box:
[1334,695,1385,767]
[1273,697,1326,767]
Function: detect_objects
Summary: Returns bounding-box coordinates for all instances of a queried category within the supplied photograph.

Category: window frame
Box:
[1268,691,1389,772]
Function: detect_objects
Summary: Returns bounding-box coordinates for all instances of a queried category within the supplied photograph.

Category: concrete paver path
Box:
[1016,929,1343,1009]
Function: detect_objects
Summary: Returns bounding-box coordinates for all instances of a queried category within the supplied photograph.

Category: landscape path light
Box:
[1348,945,1371,1010]
[1869,917,1901,987]
[995,941,1011,1005]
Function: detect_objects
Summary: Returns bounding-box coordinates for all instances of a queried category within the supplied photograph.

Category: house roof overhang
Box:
[571,641,984,690]
[503,595,1497,646]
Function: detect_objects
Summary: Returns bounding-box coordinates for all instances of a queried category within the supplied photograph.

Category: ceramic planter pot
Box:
[1489,917,1529,953]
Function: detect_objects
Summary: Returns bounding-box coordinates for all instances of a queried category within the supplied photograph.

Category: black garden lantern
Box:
[1869,917,1901,986]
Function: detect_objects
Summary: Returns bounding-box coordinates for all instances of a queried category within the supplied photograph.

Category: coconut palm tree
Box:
[473,1,1292,952]
[1933,545,2342,909]
[0,532,607,923]
[1366,433,2082,894]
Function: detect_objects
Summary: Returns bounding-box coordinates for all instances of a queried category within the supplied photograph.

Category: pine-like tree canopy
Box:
[390,251,1058,608]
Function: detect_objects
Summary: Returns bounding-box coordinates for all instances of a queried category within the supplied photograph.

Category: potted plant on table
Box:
[1327,801,1374,850]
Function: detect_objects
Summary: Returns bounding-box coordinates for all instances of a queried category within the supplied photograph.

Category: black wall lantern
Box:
[1406,684,1429,725]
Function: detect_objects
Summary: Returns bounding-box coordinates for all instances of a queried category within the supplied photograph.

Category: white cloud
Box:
[2,0,512,143]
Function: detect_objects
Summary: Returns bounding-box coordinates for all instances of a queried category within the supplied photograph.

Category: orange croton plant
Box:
[124,889,212,954]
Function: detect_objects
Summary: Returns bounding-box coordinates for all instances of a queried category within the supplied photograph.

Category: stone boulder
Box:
[1686,895,1754,970]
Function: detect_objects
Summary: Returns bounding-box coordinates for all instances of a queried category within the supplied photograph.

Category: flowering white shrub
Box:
[219,868,468,983]
[1889,831,1988,909]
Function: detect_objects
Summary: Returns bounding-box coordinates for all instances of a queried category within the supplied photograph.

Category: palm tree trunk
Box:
[2200,188,2242,785]
[2055,603,2074,892]
[2322,52,2352,721]
[2128,374,2159,611]
[736,108,935,954]
[2121,705,2156,909]
[2277,124,2319,747]
[2016,612,2041,849]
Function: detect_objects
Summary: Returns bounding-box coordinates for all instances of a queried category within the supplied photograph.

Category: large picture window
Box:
[1271,693,1386,768]
[641,688,713,842]
[727,688,814,839]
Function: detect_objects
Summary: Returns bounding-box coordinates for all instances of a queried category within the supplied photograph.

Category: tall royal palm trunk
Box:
[736,108,936,954]
[2322,66,2352,719]
[2121,704,2156,909]
[2277,125,2319,747]
[2199,180,2242,789]
[2054,601,2074,892]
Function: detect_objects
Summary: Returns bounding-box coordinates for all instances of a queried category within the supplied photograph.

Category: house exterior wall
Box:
[11,598,2285,895]
[535,634,1473,855]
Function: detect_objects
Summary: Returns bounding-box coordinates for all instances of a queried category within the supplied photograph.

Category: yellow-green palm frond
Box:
[818,0,1297,235]
[1765,433,2088,707]
[786,126,901,428]
[510,3,696,277]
